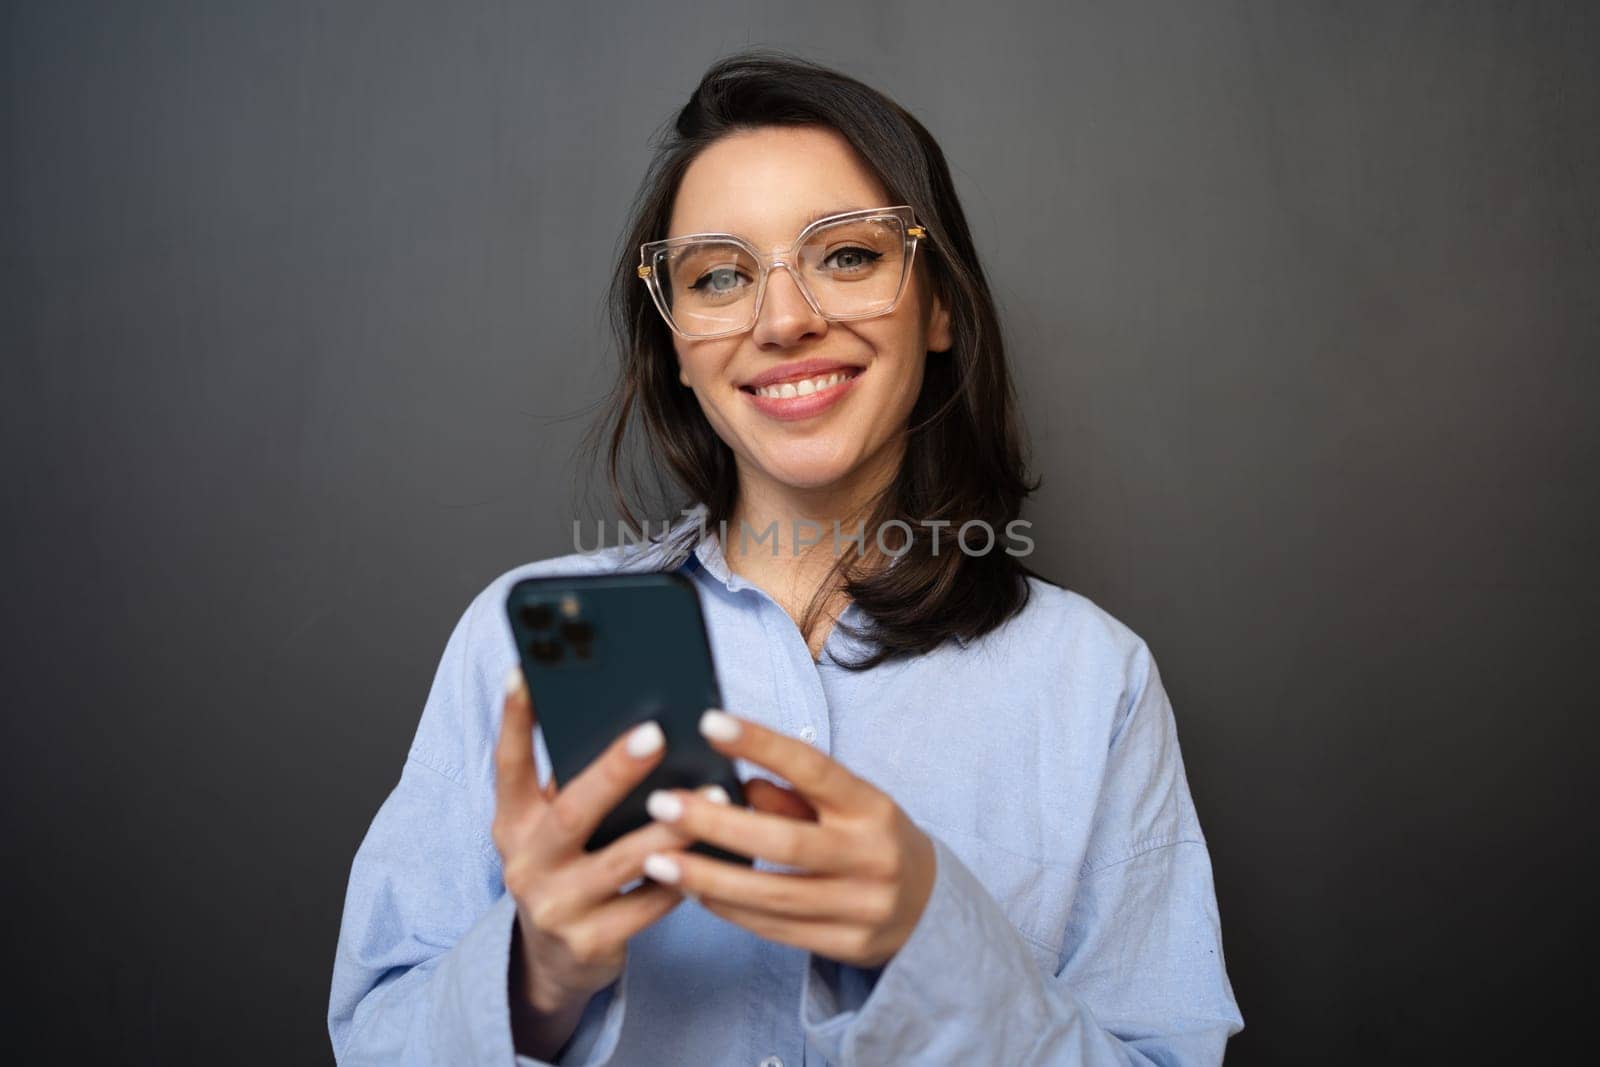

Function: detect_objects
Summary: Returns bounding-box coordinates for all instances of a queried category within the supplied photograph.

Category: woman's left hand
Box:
[638,709,936,969]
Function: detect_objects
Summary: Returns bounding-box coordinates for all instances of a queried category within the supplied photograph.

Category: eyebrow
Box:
[803,205,872,225]
[666,206,878,243]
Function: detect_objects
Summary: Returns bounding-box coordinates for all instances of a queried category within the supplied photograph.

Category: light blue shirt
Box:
[328,508,1244,1064]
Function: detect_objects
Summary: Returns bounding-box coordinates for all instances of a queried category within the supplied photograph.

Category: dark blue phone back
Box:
[505,570,748,860]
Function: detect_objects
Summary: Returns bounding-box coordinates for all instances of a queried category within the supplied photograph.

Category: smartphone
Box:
[504,571,750,864]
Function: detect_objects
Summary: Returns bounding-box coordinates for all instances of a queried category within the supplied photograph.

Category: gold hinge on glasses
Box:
[907,226,927,238]
[636,264,652,279]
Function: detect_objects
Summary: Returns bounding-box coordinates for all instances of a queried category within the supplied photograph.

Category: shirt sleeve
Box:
[799,639,1244,1065]
[327,585,629,1066]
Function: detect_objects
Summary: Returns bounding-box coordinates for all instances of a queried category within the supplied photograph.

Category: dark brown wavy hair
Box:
[580,48,1041,669]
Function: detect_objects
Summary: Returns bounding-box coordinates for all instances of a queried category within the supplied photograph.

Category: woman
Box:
[330,51,1242,1065]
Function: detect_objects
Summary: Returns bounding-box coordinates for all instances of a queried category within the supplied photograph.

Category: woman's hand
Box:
[637,710,937,970]
[493,668,722,1058]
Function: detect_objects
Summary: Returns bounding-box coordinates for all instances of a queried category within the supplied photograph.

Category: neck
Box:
[718,439,903,657]
[725,440,902,576]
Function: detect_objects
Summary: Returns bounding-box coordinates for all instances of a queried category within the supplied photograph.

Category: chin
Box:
[768,465,855,492]
[751,450,863,492]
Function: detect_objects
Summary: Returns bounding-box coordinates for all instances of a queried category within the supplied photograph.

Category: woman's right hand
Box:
[493,666,718,1057]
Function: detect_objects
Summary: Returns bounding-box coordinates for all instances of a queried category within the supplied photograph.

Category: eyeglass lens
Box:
[652,215,910,337]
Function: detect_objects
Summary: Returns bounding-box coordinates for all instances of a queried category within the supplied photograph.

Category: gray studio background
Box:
[4,2,1595,1063]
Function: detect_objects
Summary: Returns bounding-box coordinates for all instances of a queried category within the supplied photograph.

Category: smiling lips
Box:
[748,369,856,398]
[739,363,864,421]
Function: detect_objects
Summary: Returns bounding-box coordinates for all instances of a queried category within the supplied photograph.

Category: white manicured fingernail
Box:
[503,666,524,697]
[626,721,664,758]
[646,790,683,822]
[643,853,680,884]
[704,785,730,806]
[699,709,740,742]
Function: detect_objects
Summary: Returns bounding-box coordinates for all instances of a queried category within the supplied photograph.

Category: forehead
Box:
[667,125,893,243]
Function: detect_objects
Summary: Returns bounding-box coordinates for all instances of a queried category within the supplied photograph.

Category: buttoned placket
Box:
[678,526,838,1067]
[681,520,839,762]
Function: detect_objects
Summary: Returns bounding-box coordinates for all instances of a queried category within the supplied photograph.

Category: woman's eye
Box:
[689,266,748,294]
[824,246,883,272]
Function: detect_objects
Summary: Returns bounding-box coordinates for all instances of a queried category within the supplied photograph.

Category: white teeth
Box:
[753,371,854,399]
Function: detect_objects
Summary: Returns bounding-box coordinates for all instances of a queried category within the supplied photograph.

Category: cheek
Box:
[864,325,928,390]
[675,339,736,389]
[674,349,745,445]
[894,359,928,415]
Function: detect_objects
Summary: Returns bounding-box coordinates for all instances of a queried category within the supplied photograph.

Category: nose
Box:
[751,264,827,349]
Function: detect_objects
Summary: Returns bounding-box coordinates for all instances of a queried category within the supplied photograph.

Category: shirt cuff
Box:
[438,891,618,1067]
[519,977,627,1067]
[395,889,527,1065]
[799,834,1055,1064]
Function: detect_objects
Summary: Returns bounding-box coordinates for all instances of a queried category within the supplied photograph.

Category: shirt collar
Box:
[668,502,969,651]
[666,503,731,588]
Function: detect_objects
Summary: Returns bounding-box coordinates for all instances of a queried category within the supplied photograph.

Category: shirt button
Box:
[798,725,816,743]
[759,1058,784,1067]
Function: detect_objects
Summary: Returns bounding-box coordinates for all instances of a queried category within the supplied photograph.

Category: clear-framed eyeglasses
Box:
[637,205,929,340]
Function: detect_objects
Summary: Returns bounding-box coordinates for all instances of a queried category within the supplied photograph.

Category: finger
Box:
[744,778,818,821]
[639,849,886,922]
[698,710,872,813]
[545,719,667,850]
[526,820,695,930]
[563,791,727,904]
[565,879,684,954]
[694,782,734,807]
[644,787,854,873]
[494,666,540,813]
[536,789,729,927]
[695,895,871,964]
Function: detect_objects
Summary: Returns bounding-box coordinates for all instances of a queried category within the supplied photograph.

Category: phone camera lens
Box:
[560,620,595,660]
[529,638,563,663]
[521,603,554,630]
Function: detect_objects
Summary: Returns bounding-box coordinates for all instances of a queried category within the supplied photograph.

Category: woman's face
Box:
[666,125,952,504]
